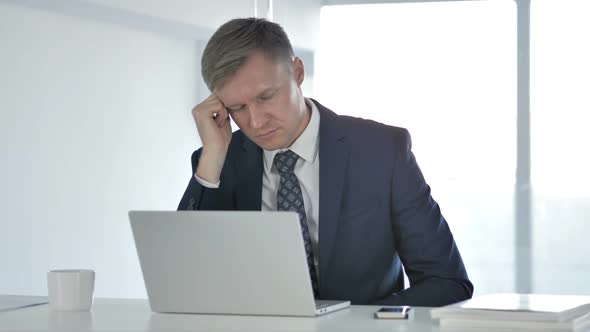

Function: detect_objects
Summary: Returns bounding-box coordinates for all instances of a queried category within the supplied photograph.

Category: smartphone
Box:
[374,306,412,319]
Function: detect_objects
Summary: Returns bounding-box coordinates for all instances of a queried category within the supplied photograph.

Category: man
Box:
[178,17,473,306]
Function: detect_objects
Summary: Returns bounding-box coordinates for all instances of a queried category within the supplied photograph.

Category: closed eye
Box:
[258,90,277,102]
[226,105,245,112]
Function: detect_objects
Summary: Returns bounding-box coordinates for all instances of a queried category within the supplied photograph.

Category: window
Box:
[316,0,517,295]
[531,0,590,294]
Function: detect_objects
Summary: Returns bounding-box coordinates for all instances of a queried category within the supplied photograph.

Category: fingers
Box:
[191,93,234,153]
[192,93,229,128]
[211,93,229,128]
[215,106,229,128]
[221,112,232,131]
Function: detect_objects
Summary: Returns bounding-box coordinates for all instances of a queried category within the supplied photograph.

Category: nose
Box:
[248,104,268,129]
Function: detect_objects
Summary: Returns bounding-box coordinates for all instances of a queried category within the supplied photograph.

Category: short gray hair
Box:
[201,18,295,91]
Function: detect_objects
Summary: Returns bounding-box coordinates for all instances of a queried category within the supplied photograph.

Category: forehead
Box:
[215,52,290,104]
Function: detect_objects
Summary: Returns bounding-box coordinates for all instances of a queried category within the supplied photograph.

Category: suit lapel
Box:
[235,137,263,211]
[315,100,350,287]
[232,102,351,289]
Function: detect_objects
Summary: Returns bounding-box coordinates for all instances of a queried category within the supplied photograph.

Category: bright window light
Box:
[315,0,516,295]
[531,0,590,295]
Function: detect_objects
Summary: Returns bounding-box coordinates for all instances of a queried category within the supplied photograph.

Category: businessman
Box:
[178,17,473,306]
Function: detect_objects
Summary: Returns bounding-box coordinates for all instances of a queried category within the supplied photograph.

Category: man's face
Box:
[214,51,309,151]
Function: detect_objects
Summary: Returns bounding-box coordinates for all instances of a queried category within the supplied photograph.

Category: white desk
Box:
[0,298,440,332]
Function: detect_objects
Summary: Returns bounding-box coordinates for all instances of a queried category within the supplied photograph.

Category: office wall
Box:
[0,2,204,298]
[83,0,254,29]
[274,0,321,94]
[274,0,321,50]
[0,0,320,299]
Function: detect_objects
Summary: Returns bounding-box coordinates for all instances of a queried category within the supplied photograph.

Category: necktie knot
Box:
[273,150,299,175]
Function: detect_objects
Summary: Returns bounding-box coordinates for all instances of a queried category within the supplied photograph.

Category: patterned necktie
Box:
[274,150,320,298]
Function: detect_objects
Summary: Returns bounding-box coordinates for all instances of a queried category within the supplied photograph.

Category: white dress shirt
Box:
[195,98,321,277]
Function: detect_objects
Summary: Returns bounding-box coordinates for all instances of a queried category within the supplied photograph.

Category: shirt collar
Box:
[263,98,320,172]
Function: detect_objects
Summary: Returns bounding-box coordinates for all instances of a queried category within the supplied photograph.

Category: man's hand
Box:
[192,93,232,183]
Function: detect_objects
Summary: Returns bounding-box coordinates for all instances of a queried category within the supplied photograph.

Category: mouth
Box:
[256,128,278,139]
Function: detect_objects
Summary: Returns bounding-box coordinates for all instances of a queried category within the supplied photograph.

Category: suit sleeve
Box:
[378,129,473,306]
[177,149,234,211]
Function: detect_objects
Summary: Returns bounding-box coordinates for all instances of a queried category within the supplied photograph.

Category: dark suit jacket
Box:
[178,99,473,306]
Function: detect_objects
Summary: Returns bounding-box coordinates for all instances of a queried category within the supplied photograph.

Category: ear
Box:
[292,56,305,87]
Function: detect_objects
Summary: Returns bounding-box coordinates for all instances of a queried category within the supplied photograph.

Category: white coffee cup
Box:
[47,269,95,311]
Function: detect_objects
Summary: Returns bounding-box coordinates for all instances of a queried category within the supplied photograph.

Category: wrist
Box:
[196,148,226,183]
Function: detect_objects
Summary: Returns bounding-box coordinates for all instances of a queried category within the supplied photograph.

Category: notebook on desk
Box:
[431,293,590,331]
[129,210,350,317]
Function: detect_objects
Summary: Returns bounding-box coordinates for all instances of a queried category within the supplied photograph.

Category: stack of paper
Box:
[430,293,590,331]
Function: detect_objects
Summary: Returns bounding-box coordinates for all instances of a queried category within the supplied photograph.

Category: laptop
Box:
[129,210,350,316]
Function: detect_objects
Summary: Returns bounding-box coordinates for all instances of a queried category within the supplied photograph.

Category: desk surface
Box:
[0,298,441,332]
